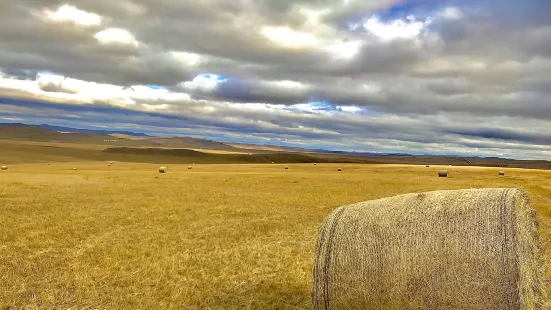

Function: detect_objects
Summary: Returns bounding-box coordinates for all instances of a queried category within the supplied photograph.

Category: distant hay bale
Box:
[1,166,7,171]
[73,168,77,171]
[499,171,505,176]
[285,166,289,170]
[314,163,317,166]
[272,162,275,164]
[188,166,192,170]
[426,165,430,167]
[313,188,548,310]
[159,167,167,173]
[438,170,448,177]
[337,168,342,171]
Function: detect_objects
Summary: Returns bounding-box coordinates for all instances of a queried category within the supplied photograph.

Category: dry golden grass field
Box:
[1,162,551,309]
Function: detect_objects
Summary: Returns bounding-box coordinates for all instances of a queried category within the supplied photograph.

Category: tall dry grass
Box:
[0,163,550,309]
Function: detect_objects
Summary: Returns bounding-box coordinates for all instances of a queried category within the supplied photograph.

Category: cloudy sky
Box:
[0,0,550,159]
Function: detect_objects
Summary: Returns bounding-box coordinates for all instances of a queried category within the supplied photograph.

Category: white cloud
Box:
[127,86,191,102]
[94,28,139,47]
[43,5,102,27]
[363,16,432,42]
[339,105,362,113]
[261,26,320,48]
[142,103,171,111]
[37,73,71,93]
[267,80,307,89]
[170,51,201,66]
[325,40,363,59]
[180,74,226,93]
[1,73,195,107]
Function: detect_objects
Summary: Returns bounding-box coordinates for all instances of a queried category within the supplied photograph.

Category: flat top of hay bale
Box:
[313,188,547,310]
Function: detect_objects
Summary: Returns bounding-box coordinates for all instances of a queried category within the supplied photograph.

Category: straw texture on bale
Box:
[438,170,448,177]
[313,188,548,310]
[159,167,167,173]
[1,166,7,171]
[500,171,506,176]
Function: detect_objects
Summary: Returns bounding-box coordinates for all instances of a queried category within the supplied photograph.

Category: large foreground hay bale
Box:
[438,170,448,177]
[499,171,505,176]
[1,166,7,171]
[159,167,167,173]
[313,188,548,310]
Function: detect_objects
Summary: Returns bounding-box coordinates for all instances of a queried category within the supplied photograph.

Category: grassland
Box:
[1,162,550,309]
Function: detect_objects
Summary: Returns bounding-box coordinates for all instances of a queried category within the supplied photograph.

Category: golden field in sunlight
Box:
[1,163,550,309]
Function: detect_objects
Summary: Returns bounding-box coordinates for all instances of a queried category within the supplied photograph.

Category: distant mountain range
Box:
[1,123,150,137]
[0,122,549,169]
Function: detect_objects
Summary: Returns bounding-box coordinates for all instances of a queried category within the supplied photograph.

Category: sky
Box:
[0,0,550,159]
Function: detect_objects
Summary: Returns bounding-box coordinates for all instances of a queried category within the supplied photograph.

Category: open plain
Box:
[1,161,551,309]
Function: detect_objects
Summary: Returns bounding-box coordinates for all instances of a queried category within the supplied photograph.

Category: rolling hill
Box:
[0,123,549,169]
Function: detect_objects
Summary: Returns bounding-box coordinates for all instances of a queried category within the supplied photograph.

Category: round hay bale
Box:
[313,188,548,310]
[426,165,430,168]
[284,166,289,170]
[499,171,505,176]
[1,165,7,171]
[337,168,342,171]
[271,162,275,164]
[159,167,167,173]
[314,163,317,166]
[438,170,448,177]
[73,168,77,171]
[188,166,192,170]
